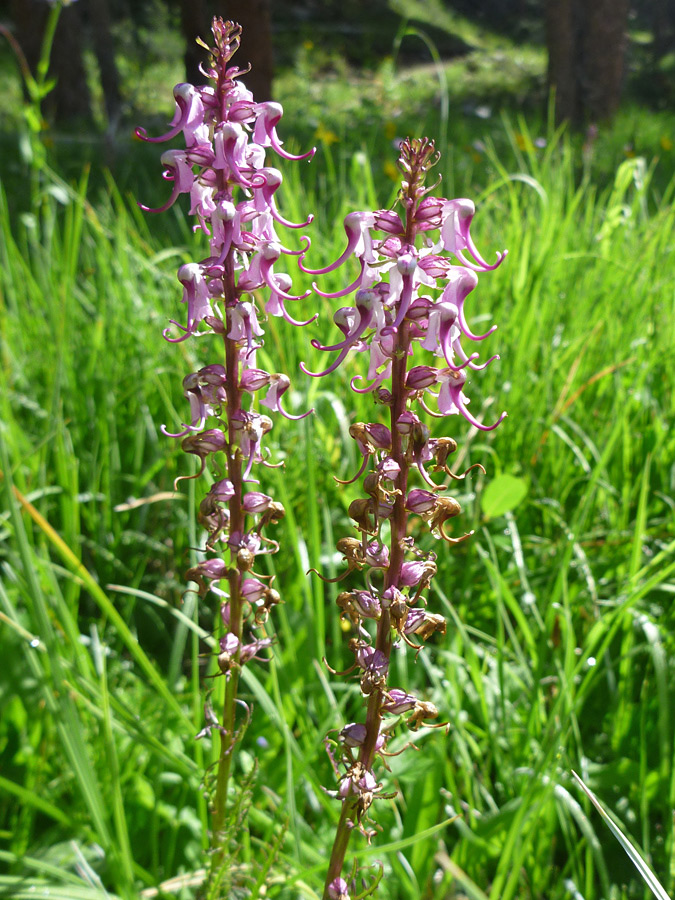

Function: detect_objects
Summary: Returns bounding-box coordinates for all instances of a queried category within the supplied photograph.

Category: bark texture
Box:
[226,0,274,101]
[9,0,92,122]
[546,0,629,125]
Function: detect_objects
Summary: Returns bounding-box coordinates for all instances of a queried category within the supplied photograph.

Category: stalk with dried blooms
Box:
[136,16,314,888]
[300,138,507,898]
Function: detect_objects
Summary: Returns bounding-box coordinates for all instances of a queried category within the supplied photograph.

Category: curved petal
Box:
[299,212,374,275]
[253,102,316,161]
[312,260,367,299]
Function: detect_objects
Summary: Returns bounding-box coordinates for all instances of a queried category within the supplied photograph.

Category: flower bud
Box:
[375,210,404,234]
[182,372,200,392]
[186,557,228,585]
[396,252,417,276]
[181,428,227,459]
[209,479,235,502]
[198,364,227,385]
[242,491,272,514]
[327,877,351,900]
[402,607,426,633]
[349,422,392,454]
[406,295,433,323]
[364,541,389,568]
[374,387,393,406]
[203,315,225,334]
[381,688,417,714]
[406,488,438,514]
[240,578,267,604]
[239,368,271,392]
[400,558,437,587]
[351,590,381,620]
[339,723,367,747]
[217,632,240,674]
[395,410,421,434]
[414,197,443,229]
[405,365,437,390]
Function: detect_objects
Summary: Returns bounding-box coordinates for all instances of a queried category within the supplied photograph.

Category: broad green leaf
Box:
[481,474,528,519]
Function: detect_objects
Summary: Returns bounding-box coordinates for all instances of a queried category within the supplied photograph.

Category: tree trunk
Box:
[50,2,92,122]
[178,0,210,85]
[174,0,274,99]
[545,0,579,123]
[88,0,122,128]
[652,0,675,58]
[546,0,629,125]
[226,0,274,101]
[9,0,92,123]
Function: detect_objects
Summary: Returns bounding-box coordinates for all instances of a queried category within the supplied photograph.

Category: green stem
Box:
[36,3,62,89]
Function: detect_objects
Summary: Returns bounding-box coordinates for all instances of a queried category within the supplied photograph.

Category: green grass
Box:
[1,52,675,900]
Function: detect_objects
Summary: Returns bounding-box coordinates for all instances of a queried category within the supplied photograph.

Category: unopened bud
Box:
[351,590,381,620]
[340,723,367,747]
[375,387,393,406]
[217,632,240,674]
[396,411,420,434]
[240,578,266,604]
[406,365,437,390]
[382,688,417,714]
[406,488,438,514]
[242,491,272,514]
[204,315,225,334]
[239,368,271,392]
[396,253,417,276]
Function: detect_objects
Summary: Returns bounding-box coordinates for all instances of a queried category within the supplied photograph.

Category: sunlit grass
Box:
[1,53,675,900]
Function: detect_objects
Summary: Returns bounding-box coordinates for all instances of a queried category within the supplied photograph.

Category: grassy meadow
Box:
[1,15,675,900]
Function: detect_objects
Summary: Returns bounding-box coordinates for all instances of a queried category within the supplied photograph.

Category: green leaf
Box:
[481,474,528,519]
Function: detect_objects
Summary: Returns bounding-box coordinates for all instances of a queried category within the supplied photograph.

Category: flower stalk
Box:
[300,138,507,898]
[137,17,314,886]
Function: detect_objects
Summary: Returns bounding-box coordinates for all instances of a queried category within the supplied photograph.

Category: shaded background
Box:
[1,0,674,131]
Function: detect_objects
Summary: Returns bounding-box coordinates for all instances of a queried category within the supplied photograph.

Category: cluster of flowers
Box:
[140,18,507,898]
[136,19,314,771]
[297,139,506,900]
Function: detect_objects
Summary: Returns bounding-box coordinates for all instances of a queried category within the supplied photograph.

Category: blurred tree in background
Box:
[8,0,93,121]
[172,0,273,100]
[7,0,122,124]
[0,0,673,128]
[545,0,629,124]
[224,0,273,99]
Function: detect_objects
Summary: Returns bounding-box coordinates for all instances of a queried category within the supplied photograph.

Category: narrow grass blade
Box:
[2,474,192,730]
[572,771,671,900]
